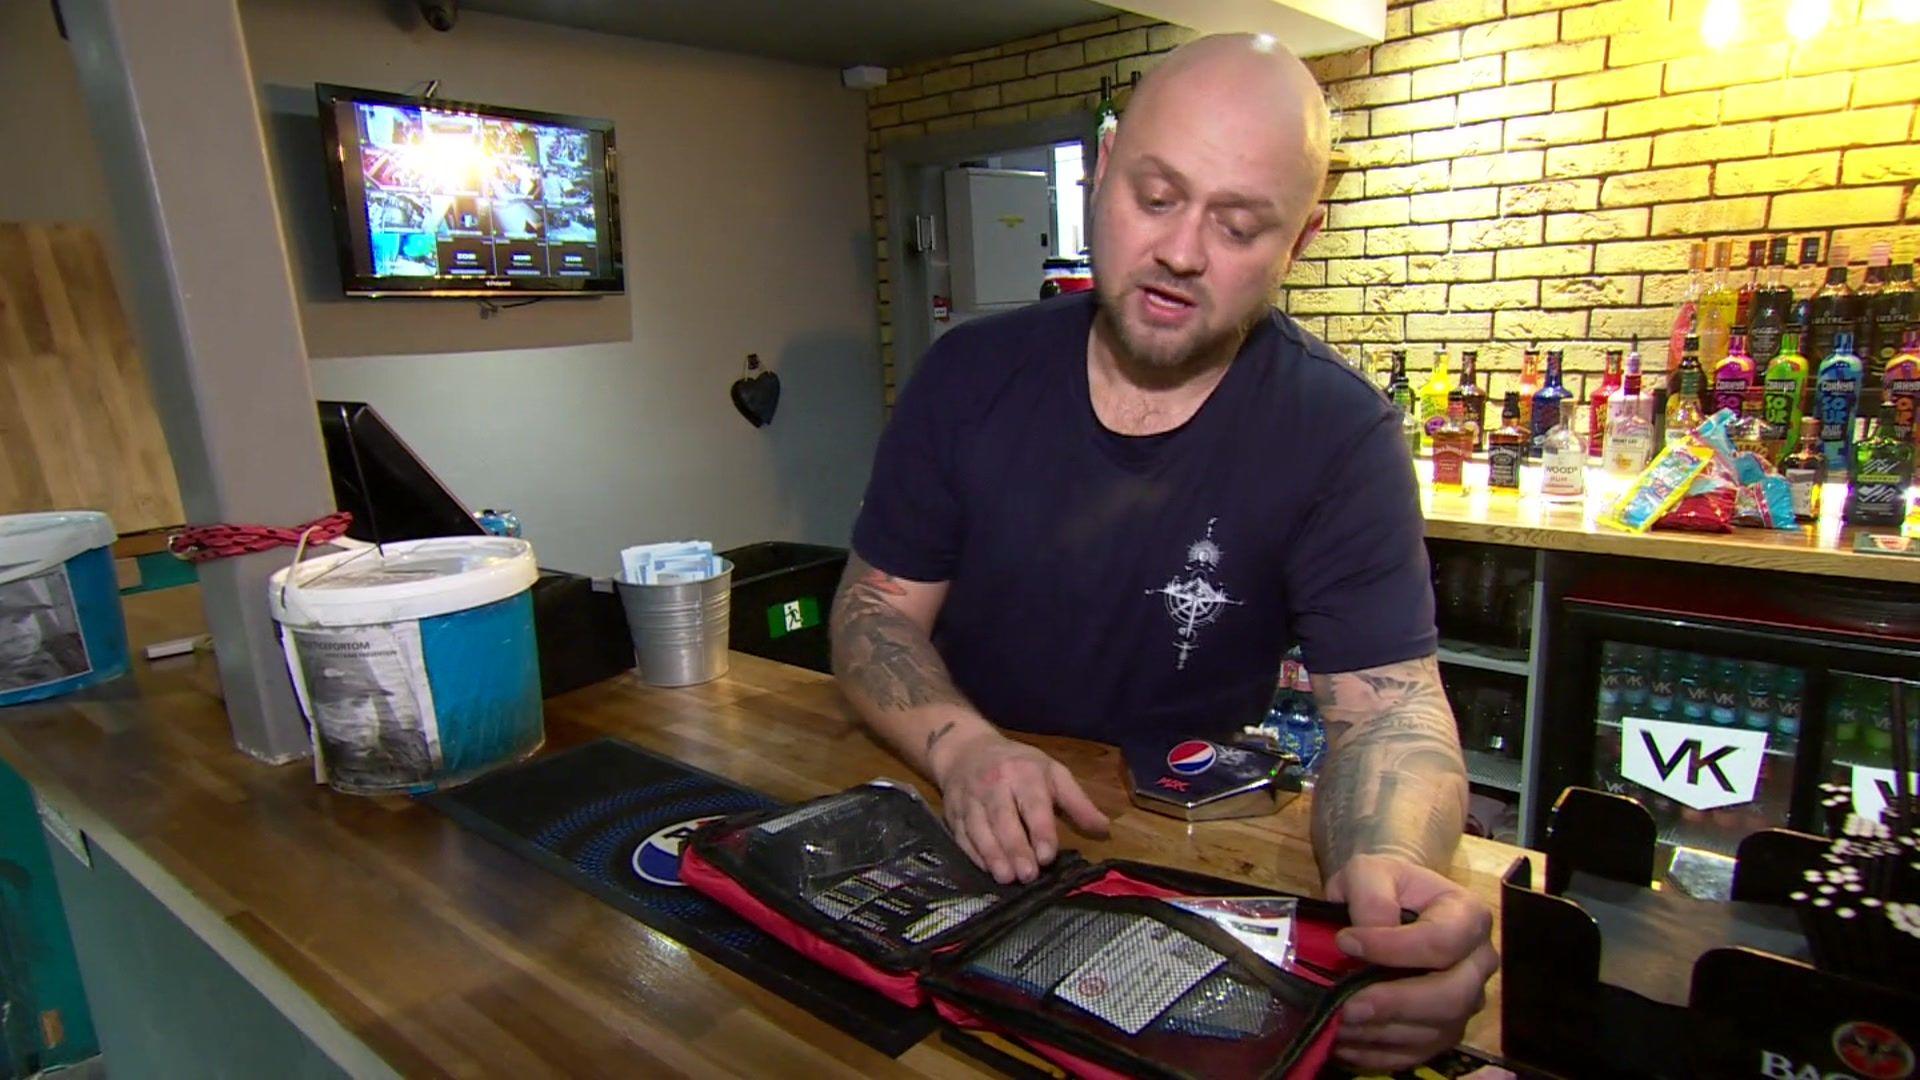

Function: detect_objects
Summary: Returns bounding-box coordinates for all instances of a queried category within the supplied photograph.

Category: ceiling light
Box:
[1701,0,1741,47]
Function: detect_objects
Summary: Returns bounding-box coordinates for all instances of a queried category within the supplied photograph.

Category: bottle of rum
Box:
[1416,347,1453,453]
[1431,394,1471,494]
[1603,347,1655,476]
[1815,331,1863,473]
[1666,337,1707,444]
[1781,420,1826,523]
[1670,242,1708,375]
[1736,239,1766,332]
[1699,240,1739,366]
[1748,235,1792,365]
[1761,330,1811,462]
[1867,255,1915,392]
[1516,345,1542,433]
[1488,392,1528,494]
[1530,349,1572,459]
[1711,331,1756,418]
[1885,328,1920,444]
[1457,350,1489,452]
[1790,236,1822,340]
[1807,252,1858,365]
[1589,347,1624,458]
[1541,398,1586,504]
[1844,400,1914,526]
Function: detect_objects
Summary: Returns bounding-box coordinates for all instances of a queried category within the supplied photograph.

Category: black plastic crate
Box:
[720,542,847,674]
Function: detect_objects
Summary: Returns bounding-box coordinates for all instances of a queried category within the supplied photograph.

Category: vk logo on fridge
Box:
[1620,716,1768,812]
[1166,740,1217,775]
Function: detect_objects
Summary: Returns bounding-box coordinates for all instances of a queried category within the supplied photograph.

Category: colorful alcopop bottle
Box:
[1814,331,1863,473]
[1761,329,1810,462]
[1711,331,1756,418]
[1883,329,1919,446]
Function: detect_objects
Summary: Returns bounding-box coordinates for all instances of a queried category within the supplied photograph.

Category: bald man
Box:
[832,35,1495,1070]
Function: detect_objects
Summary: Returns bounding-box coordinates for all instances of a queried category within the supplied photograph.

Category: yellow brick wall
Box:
[866,3,1920,402]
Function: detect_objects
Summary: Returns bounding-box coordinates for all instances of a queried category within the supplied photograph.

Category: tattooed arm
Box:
[1309,654,1468,874]
[1309,655,1495,1073]
[830,552,1108,883]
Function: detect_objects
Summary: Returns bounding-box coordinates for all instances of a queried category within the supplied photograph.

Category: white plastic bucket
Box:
[0,511,129,706]
[267,537,544,794]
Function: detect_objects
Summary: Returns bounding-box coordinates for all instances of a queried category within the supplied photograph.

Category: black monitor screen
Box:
[317,84,623,297]
[317,401,484,544]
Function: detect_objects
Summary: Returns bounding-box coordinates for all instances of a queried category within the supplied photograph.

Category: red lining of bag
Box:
[680,843,927,1007]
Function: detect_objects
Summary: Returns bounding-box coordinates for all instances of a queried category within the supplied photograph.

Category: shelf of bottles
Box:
[1591,642,1802,859]
[1820,672,1919,828]
[1372,233,1919,528]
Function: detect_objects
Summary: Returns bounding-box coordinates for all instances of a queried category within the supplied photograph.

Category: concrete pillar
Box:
[61,0,333,763]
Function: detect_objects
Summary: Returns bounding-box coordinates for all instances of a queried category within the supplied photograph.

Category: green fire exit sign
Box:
[766,597,821,639]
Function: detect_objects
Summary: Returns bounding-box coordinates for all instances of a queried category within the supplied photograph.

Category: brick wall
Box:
[867,2,1920,401]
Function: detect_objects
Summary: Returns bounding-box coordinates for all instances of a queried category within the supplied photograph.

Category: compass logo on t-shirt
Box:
[1144,518,1242,671]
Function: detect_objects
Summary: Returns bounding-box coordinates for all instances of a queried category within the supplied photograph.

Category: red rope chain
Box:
[167,512,354,563]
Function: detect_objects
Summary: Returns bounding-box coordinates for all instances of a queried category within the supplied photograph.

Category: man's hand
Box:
[928,729,1110,885]
[1326,854,1499,1073]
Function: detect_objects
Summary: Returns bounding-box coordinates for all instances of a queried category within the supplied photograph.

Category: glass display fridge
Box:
[1537,564,1920,861]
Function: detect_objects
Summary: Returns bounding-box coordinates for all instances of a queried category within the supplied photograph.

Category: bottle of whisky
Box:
[1844,400,1913,526]
[1781,420,1826,523]
[1431,394,1471,494]
[1488,392,1528,494]
[1516,345,1542,433]
[1541,398,1586,504]
[1455,350,1488,452]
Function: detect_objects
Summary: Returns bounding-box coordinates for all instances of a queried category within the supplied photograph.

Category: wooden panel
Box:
[0,222,182,533]
[0,588,1535,1074]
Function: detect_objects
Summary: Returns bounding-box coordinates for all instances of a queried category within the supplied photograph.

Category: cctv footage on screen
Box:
[347,101,605,284]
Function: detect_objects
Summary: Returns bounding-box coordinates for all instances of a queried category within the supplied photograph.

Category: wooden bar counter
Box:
[0,588,1531,1078]
[1413,457,1920,585]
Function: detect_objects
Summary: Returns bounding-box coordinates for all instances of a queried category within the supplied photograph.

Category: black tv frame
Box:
[315,83,624,298]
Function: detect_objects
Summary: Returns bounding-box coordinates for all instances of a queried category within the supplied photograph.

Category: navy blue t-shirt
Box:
[851,292,1435,744]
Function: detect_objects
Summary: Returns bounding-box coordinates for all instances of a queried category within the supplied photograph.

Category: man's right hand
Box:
[927,729,1110,884]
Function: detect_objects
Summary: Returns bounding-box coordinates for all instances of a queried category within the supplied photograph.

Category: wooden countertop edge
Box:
[3,742,401,1080]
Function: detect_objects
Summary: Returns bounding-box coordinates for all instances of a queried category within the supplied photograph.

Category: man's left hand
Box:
[1325,853,1499,1073]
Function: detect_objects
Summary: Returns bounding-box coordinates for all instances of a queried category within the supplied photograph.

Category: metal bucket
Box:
[616,560,732,687]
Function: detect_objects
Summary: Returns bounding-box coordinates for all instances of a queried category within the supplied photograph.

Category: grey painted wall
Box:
[2,0,884,576]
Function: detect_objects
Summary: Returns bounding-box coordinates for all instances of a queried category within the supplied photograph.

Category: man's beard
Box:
[1093,271,1269,379]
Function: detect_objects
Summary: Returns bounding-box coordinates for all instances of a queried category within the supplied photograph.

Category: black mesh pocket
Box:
[929,896,1352,1080]
[690,783,1062,969]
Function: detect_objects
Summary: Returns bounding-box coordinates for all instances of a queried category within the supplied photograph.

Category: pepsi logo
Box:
[631,815,725,887]
[1166,740,1217,775]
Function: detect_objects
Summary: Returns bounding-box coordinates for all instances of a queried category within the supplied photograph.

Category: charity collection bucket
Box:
[616,560,732,687]
[267,537,544,795]
[0,511,130,707]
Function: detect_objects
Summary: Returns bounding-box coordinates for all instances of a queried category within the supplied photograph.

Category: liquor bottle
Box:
[1588,348,1623,458]
[1806,253,1857,365]
[1709,658,1743,727]
[1487,391,1528,494]
[1603,346,1655,475]
[1735,239,1766,333]
[1781,420,1826,522]
[1760,330,1810,461]
[1773,667,1806,750]
[1711,331,1756,418]
[1455,350,1489,452]
[1885,328,1920,444]
[1867,258,1915,392]
[1649,649,1680,720]
[1749,235,1792,365]
[1416,347,1453,453]
[1743,661,1776,736]
[1856,245,1889,388]
[1516,345,1541,433]
[1541,397,1586,504]
[1790,237,1820,336]
[1666,336,1706,444]
[1093,76,1118,167]
[1385,348,1413,412]
[1530,348,1572,459]
[1670,242,1708,374]
[1431,394,1471,494]
[1844,399,1914,525]
[1814,331,1863,473]
[1699,240,1738,366]
[1679,652,1713,724]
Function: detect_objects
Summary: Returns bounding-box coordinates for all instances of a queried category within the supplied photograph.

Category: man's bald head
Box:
[1114,34,1332,223]
[1087,33,1332,376]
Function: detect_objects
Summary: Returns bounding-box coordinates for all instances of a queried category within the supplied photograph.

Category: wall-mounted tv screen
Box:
[316,84,623,297]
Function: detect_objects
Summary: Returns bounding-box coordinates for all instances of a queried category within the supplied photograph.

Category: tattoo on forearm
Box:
[1308,655,1468,875]
[830,555,963,714]
[925,720,957,757]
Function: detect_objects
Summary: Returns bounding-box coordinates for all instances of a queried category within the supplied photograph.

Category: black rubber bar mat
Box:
[422,738,936,1056]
